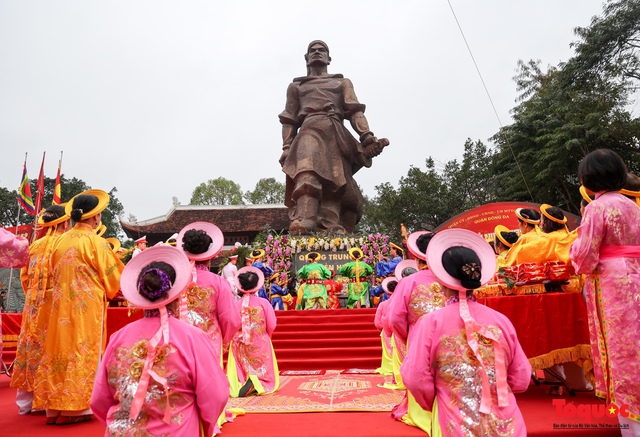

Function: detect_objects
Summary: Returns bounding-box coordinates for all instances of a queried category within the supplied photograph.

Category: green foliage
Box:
[492,53,640,213]
[490,1,640,214]
[0,187,19,226]
[569,0,640,87]
[244,177,286,204]
[190,177,245,205]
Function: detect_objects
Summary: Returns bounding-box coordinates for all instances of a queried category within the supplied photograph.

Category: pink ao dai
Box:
[91,316,229,437]
[402,300,531,437]
[228,294,279,394]
[570,191,640,422]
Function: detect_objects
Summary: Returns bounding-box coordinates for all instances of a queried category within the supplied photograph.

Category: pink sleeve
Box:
[374,303,384,330]
[214,277,241,343]
[90,341,118,425]
[401,315,437,410]
[503,318,532,393]
[570,203,604,275]
[192,331,231,437]
[386,280,410,343]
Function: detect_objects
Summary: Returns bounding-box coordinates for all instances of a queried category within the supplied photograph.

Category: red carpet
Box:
[1,374,623,437]
[226,370,403,413]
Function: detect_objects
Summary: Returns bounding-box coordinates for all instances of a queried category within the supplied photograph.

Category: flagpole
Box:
[7,153,27,307]
[32,152,46,243]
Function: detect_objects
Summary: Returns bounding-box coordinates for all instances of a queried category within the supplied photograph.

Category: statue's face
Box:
[305,43,330,66]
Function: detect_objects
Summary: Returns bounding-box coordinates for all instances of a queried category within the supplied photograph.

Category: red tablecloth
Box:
[477,292,591,370]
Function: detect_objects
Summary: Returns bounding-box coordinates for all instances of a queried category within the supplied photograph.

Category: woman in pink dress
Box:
[570,149,640,434]
[402,229,531,437]
[176,221,241,364]
[374,277,397,376]
[91,245,229,437]
[386,232,446,432]
[227,266,280,397]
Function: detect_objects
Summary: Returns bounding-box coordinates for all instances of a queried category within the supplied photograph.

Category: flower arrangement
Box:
[260,232,391,283]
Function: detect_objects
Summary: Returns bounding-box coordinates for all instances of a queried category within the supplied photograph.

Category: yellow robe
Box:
[504,229,540,266]
[32,222,124,411]
[495,251,509,271]
[510,228,577,265]
[10,229,65,392]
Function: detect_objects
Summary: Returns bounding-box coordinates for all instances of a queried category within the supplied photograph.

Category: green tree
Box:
[569,0,640,88]
[492,58,639,213]
[491,1,640,214]
[0,187,20,226]
[190,177,245,205]
[244,177,286,204]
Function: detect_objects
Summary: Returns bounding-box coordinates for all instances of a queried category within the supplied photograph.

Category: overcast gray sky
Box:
[0,0,607,224]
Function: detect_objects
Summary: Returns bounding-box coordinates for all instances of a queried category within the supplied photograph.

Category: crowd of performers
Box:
[218,242,403,312]
[1,148,639,435]
[3,190,279,434]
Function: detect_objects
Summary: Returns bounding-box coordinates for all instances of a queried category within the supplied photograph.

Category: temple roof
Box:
[120,204,289,243]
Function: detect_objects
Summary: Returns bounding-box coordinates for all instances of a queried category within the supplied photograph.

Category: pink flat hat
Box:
[381,276,398,294]
[406,231,432,261]
[121,245,192,309]
[426,228,496,292]
[394,259,418,280]
[235,266,265,294]
[176,221,224,261]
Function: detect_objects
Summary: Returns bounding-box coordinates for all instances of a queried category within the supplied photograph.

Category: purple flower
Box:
[267,234,273,242]
[362,245,368,254]
[277,247,282,256]
[376,233,381,240]
[368,234,373,242]
[373,243,379,251]
[273,239,279,249]
[285,247,291,256]
[280,260,285,268]
[286,261,291,269]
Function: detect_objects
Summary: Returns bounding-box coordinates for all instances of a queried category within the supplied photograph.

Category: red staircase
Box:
[272,308,382,371]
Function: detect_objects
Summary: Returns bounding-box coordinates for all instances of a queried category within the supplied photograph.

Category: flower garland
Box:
[261,232,391,283]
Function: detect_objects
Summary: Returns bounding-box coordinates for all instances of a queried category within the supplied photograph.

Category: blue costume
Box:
[269,283,290,310]
[371,284,390,303]
[252,261,274,300]
[375,255,402,277]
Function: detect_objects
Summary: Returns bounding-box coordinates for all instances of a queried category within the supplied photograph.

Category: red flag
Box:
[52,158,62,205]
[34,152,46,214]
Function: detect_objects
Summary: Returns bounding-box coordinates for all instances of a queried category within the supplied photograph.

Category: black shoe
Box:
[239,379,256,397]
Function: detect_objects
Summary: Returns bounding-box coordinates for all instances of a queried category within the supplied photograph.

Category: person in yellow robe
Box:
[32,189,124,425]
[504,208,540,266]
[493,224,518,271]
[509,204,577,265]
[10,204,71,415]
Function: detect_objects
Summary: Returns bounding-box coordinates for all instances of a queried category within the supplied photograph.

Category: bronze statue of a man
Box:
[279,40,389,236]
